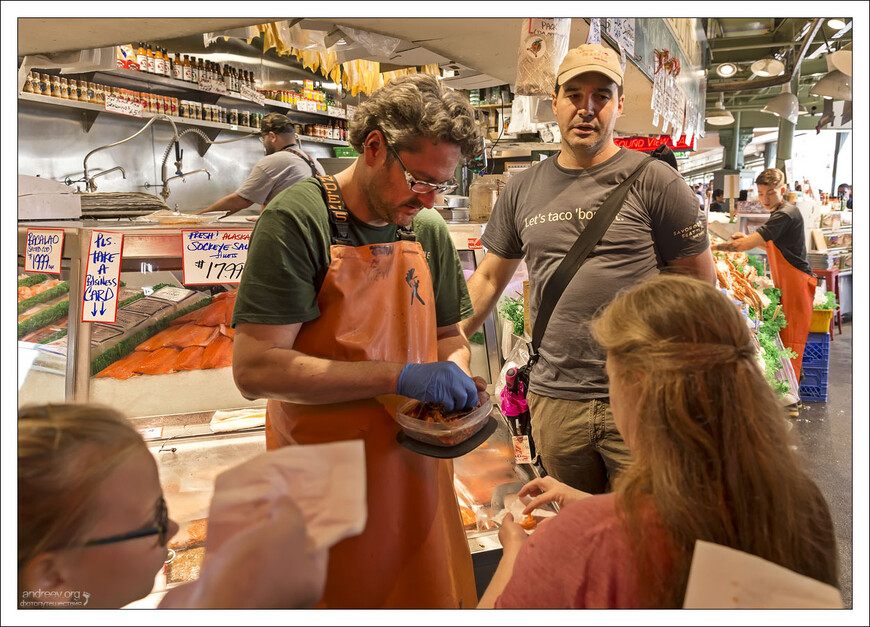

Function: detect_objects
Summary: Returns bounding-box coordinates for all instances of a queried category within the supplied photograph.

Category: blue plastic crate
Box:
[800,365,829,402]
[802,332,831,370]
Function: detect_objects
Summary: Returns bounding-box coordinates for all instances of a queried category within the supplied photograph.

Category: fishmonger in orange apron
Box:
[265,178,477,609]
[765,239,817,380]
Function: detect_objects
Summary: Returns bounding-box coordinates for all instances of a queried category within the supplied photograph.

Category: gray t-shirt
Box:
[236,146,325,207]
[482,148,709,400]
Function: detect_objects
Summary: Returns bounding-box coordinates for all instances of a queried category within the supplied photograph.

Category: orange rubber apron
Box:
[765,239,818,380]
[265,235,476,609]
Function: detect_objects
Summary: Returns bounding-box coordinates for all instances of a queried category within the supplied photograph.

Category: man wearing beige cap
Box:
[462,43,715,494]
[197,112,324,216]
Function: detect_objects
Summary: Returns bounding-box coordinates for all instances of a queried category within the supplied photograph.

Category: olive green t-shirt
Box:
[232,177,473,328]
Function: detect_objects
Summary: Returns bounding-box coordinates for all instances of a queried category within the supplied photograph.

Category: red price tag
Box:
[468,238,483,249]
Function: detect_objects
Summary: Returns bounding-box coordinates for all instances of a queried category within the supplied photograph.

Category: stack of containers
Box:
[799,332,831,402]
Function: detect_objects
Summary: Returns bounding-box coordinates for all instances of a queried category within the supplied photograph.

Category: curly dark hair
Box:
[348,73,484,161]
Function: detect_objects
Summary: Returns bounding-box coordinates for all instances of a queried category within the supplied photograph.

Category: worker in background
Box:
[712,168,817,390]
[837,183,852,209]
[710,188,726,212]
[231,74,485,609]
[195,112,324,217]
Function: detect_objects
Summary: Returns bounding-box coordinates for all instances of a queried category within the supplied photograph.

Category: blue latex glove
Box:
[397,362,478,412]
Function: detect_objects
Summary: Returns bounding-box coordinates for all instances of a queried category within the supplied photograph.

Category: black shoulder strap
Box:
[529,157,655,359]
[283,145,319,176]
[315,174,416,245]
[316,174,353,245]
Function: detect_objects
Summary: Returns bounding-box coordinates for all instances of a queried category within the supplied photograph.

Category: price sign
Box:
[297,99,318,113]
[25,228,64,274]
[240,84,265,105]
[182,230,250,285]
[468,238,483,250]
[605,18,636,57]
[82,230,123,323]
[105,94,143,117]
[327,105,346,119]
[199,77,228,95]
[345,104,357,120]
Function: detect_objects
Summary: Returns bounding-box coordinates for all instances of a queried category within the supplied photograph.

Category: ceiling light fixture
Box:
[809,70,852,101]
[706,93,735,126]
[750,55,785,77]
[827,46,852,76]
[762,83,799,124]
[827,18,847,30]
[716,62,737,77]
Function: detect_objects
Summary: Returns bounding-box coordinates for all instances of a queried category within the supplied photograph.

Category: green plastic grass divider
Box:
[17,282,71,315]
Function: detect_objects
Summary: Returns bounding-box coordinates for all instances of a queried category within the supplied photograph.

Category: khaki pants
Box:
[527,392,633,494]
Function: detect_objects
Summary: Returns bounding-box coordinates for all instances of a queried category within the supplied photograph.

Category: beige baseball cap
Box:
[557,43,623,87]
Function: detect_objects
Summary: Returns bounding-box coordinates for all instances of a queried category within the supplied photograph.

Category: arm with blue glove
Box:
[397,362,480,412]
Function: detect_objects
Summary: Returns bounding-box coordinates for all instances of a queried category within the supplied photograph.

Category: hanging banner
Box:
[25,228,65,274]
[82,230,123,323]
[181,229,250,285]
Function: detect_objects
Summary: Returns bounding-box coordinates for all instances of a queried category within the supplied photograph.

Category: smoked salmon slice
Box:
[137,323,218,350]
[95,350,152,379]
[200,334,233,369]
[218,324,235,339]
[174,346,205,371]
[134,347,181,375]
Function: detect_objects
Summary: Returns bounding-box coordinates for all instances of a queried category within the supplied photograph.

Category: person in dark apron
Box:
[231,74,486,608]
[712,168,817,384]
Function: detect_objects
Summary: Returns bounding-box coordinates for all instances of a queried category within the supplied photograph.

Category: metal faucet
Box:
[81,115,179,193]
[87,166,127,192]
[160,169,212,200]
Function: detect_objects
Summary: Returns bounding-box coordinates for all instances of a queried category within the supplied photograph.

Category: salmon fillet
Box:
[174,346,205,371]
[200,334,233,369]
[218,324,234,339]
[95,350,152,379]
[134,347,181,375]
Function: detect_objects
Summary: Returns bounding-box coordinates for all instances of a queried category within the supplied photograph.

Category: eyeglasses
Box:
[77,497,170,548]
[387,144,459,195]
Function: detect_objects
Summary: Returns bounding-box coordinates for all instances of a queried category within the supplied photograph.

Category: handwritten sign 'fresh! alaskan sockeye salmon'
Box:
[182,230,250,285]
[82,230,124,323]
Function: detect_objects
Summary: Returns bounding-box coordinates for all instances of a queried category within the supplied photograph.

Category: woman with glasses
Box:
[18,404,324,609]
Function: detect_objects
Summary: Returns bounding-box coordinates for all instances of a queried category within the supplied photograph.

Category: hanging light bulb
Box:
[827,18,847,30]
[706,93,735,126]
[762,83,799,124]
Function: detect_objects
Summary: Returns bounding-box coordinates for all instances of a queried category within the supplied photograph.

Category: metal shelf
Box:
[18,92,261,135]
[261,97,348,121]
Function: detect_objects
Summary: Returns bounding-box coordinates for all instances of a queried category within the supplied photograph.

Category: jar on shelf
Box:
[228,109,238,124]
[240,110,250,126]
[50,75,62,98]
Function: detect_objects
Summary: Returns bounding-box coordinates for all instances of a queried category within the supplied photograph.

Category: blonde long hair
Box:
[592,274,838,607]
[18,404,145,571]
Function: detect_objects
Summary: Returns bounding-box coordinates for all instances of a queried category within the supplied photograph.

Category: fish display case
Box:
[17,219,538,603]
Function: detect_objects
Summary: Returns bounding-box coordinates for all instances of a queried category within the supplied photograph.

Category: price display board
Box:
[24,228,64,274]
[82,230,123,323]
[181,230,250,285]
[240,84,266,105]
[105,94,143,117]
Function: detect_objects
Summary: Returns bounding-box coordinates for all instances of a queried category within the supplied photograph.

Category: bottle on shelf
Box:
[145,45,155,74]
[197,58,206,84]
[22,71,34,93]
[172,53,183,81]
[190,57,198,84]
[136,43,147,72]
[162,49,172,77]
[154,47,165,76]
[182,55,192,82]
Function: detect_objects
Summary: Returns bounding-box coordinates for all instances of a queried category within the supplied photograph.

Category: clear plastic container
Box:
[396,393,492,447]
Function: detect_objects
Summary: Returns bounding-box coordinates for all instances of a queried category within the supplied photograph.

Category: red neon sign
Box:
[614,135,695,152]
